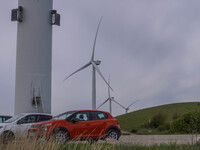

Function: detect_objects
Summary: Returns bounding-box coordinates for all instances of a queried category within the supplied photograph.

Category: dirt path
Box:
[119,134,199,145]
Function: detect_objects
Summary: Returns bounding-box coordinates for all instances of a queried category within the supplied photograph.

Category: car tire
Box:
[1,131,15,144]
[52,130,70,143]
[106,129,120,140]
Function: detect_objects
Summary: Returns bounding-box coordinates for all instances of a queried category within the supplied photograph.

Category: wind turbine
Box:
[97,75,124,115]
[97,75,113,113]
[63,17,113,110]
[109,99,140,114]
[124,99,140,113]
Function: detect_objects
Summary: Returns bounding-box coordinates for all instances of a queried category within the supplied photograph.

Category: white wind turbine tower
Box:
[97,75,124,115]
[12,0,60,115]
[63,18,113,110]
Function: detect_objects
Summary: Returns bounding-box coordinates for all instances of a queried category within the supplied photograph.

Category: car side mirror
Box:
[71,118,80,123]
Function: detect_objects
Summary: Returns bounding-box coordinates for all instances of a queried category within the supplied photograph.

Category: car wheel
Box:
[1,131,15,144]
[106,129,119,140]
[53,130,69,143]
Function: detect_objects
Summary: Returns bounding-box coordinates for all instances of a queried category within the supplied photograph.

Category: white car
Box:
[0,113,52,142]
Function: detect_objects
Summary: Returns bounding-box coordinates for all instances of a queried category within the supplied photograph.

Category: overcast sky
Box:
[1,0,200,116]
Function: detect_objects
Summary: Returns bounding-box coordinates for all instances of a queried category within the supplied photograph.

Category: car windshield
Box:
[51,111,77,120]
[4,114,25,123]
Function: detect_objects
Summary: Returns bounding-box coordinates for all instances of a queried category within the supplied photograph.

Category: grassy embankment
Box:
[116,102,200,134]
[1,140,200,150]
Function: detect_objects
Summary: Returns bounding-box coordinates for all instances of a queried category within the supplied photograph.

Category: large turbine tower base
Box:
[13,0,60,115]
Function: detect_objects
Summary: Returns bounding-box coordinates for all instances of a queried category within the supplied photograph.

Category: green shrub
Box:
[170,111,200,133]
[130,128,138,133]
[158,123,170,131]
[149,112,166,128]
[141,112,167,130]
[172,112,179,120]
[140,122,150,128]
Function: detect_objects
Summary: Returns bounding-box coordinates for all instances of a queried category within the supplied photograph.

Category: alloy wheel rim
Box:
[108,131,118,140]
[55,132,66,142]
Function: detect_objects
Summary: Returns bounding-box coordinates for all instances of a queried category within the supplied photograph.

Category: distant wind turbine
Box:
[97,75,123,115]
[110,99,140,114]
[63,17,113,110]
[124,99,140,113]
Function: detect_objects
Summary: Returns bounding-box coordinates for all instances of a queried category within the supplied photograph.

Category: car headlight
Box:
[40,123,52,131]
[41,127,48,131]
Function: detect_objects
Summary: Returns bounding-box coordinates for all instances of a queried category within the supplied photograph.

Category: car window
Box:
[0,116,8,123]
[18,115,37,124]
[91,111,108,120]
[0,117,3,123]
[2,117,11,122]
[52,111,76,120]
[72,111,90,121]
[4,114,25,123]
[4,117,11,121]
[37,115,52,122]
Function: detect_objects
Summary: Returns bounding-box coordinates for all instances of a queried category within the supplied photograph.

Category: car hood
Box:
[31,120,67,128]
[0,122,11,127]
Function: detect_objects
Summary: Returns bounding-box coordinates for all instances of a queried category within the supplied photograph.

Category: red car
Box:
[28,110,121,142]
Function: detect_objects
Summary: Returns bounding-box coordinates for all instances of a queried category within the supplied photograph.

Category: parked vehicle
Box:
[0,113,52,143]
[0,116,12,123]
[28,110,121,142]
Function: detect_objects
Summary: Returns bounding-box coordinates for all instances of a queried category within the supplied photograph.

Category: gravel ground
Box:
[118,134,200,145]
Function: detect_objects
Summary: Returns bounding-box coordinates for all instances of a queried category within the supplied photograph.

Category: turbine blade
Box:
[91,61,113,91]
[108,74,111,98]
[127,99,140,109]
[112,99,126,109]
[63,62,91,81]
[91,16,103,61]
[97,98,109,109]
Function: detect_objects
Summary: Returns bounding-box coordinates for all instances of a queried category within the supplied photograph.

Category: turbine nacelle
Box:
[94,60,101,65]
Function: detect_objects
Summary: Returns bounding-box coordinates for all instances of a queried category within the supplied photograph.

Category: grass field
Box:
[1,140,200,150]
[59,143,200,150]
[116,102,200,134]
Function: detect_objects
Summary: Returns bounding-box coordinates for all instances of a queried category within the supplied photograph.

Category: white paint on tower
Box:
[14,0,53,115]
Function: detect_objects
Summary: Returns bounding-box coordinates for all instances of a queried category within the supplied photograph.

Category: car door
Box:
[89,111,108,137]
[15,115,37,137]
[69,111,93,139]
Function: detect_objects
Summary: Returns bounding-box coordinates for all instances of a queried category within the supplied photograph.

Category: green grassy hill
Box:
[115,102,200,134]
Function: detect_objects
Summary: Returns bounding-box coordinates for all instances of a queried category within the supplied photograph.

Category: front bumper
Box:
[27,129,38,138]
[28,127,51,140]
